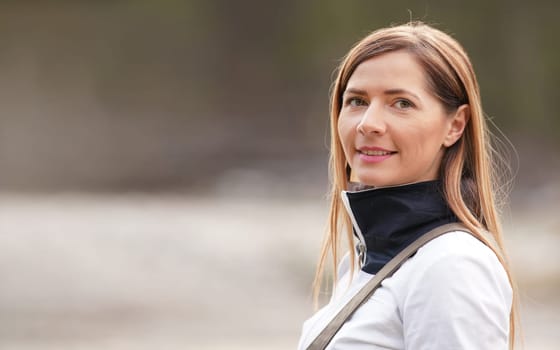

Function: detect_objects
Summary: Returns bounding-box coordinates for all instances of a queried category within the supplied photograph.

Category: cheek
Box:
[402,126,446,162]
[337,117,356,157]
[403,118,447,149]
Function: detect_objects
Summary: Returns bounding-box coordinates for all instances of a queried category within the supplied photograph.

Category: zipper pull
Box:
[357,242,366,267]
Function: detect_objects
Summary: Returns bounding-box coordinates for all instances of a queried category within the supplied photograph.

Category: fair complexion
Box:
[338,50,469,187]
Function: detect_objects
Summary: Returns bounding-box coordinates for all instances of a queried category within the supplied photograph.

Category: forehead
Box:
[346,51,429,92]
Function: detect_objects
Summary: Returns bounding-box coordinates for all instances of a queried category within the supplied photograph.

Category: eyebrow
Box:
[344,87,421,101]
[384,88,421,101]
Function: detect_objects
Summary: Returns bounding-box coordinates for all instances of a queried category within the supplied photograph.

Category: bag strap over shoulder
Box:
[306,222,471,350]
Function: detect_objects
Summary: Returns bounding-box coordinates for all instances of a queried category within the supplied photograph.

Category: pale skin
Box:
[338,50,470,188]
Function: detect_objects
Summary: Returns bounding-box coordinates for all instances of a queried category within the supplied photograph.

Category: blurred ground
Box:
[0,183,558,349]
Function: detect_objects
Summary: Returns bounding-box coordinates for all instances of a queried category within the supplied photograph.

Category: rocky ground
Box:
[0,185,558,349]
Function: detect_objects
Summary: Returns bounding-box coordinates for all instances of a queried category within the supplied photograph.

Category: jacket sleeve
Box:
[401,242,512,350]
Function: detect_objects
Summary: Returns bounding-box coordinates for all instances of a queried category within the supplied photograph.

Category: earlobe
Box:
[443,104,470,147]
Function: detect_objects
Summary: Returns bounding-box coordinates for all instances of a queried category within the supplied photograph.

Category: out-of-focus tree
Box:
[0,0,558,191]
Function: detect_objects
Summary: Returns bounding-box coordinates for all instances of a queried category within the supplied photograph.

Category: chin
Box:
[354,176,391,188]
[353,172,409,188]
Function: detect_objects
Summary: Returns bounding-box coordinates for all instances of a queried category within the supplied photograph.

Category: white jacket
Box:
[298,230,512,349]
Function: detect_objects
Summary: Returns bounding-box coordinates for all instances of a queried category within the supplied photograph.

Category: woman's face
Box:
[338,50,467,188]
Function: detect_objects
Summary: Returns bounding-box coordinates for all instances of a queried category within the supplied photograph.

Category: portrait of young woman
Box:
[297,22,517,349]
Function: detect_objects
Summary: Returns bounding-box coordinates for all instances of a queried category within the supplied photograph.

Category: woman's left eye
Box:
[394,99,414,109]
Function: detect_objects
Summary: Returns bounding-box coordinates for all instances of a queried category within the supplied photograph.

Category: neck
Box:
[341,180,458,274]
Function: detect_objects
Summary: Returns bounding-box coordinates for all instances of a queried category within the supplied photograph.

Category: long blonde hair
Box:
[313,21,518,348]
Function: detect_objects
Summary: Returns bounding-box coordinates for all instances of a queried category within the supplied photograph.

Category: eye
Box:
[345,97,368,107]
[393,99,414,109]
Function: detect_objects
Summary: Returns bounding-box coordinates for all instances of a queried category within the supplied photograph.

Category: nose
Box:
[356,103,386,135]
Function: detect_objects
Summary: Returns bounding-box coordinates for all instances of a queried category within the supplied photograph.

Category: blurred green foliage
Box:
[0,1,558,191]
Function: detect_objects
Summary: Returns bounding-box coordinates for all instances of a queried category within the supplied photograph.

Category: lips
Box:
[356,147,396,163]
[357,147,397,156]
[360,149,394,156]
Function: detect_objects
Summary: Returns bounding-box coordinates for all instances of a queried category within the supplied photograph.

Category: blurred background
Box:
[0,0,558,349]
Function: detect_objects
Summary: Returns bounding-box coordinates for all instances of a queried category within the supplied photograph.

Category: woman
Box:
[298,22,516,349]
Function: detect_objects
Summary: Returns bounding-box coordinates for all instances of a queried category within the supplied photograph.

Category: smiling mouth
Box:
[359,150,396,156]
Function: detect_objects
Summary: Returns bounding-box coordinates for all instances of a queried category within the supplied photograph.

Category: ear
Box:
[443,104,470,147]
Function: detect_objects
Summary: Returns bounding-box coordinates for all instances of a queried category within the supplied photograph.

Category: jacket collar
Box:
[341,180,458,274]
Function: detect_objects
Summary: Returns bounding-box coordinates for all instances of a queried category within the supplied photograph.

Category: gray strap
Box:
[306,223,470,350]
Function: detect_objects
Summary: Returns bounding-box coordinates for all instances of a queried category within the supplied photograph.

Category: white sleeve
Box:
[401,238,512,350]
